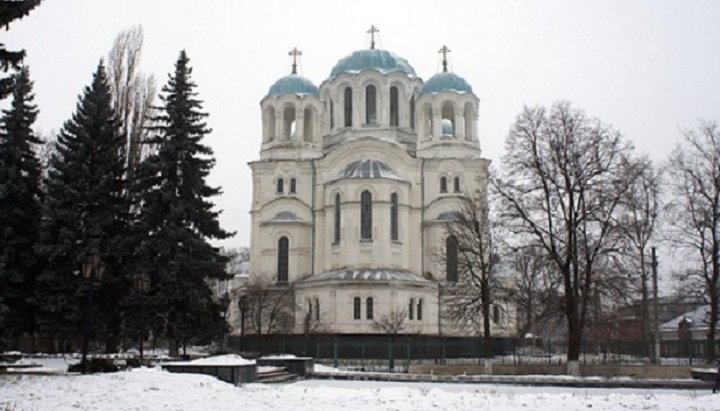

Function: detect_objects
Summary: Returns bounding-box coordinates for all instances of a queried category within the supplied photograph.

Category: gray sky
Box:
[6,0,720,249]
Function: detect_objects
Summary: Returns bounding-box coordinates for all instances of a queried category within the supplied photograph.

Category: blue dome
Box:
[421,72,473,95]
[268,74,319,97]
[329,49,416,79]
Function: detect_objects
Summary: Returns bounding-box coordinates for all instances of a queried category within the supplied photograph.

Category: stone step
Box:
[256,368,299,384]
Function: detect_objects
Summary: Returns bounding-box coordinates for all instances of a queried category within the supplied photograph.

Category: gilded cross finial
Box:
[367,25,380,49]
[439,45,451,73]
[289,47,302,74]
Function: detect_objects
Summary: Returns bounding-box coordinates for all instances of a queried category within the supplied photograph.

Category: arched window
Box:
[366,297,374,320]
[425,105,433,138]
[409,298,414,320]
[353,297,361,320]
[453,177,460,193]
[277,236,289,282]
[303,107,314,142]
[410,95,415,130]
[314,297,320,321]
[330,100,335,130]
[283,106,296,140]
[417,298,423,320]
[333,193,341,244]
[390,192,399,241]
[289,178,296,194]
[493,305,500,324]
[344,87,353,127]
[441,103,455,137]
[360,190,372,240]
[264,107,276,142]
[464,103,473,141]
[390,86,399,126]
[446,235,458,282]
[440,177,447,193]
[277,178,284,194]
[365,85,377,124]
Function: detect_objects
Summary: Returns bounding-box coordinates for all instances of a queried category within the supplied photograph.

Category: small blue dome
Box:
[268,74,319,97]
[330,49,416,79]
[421,72,473,95]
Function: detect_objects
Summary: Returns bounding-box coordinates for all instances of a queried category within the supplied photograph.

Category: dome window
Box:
[440,177,447,193]
[344,87,353,127]
[303,107,314,142]
[264,107,276,142]
[283,106,296,140]
[441,103,455,138]
[390,86,399,127]
[365,85,377,124]
[360,190,373,241]
[390,192,399,241]
[464,103,474,141]
[410,95,415,130]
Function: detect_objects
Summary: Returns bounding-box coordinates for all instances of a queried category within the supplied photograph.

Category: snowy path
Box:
[1,367,716,411]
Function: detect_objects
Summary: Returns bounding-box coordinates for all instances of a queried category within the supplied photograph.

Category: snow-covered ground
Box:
[1,366,716,411]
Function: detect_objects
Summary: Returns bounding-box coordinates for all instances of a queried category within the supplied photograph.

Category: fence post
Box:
[388,336,395,372]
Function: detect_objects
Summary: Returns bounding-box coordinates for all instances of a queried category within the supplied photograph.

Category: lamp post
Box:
[81,254,105,374]
[133,271,150,364]
[238,296,248,352]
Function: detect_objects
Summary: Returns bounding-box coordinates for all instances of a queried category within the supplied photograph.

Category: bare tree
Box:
[372,309,407,335]
[241,273,294,353]
[666,121,720,361]
[513,244,563,339]
[440,191,502,360]
[494,102,639,374]
[613,156,660,355]
[107,25,156,186]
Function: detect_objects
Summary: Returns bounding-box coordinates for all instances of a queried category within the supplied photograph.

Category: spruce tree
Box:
[0,66,42,346]
[0,0,42,98]
[134,51,232,351]
[38,62,127,347]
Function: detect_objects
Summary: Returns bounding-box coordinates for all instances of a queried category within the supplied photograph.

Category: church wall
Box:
[295,282,439,334]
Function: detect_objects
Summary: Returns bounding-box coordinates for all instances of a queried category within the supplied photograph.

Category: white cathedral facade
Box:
[242,37,515,337]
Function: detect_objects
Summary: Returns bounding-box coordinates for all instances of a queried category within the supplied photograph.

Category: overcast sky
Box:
[6,0,720,249]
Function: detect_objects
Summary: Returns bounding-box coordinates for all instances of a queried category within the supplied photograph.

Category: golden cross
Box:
[439,45,451,72]
[367,25,380,49]
[289,47,302,74]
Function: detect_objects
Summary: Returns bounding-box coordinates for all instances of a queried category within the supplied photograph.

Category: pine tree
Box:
[38,62,127,347]
[0,0,42,98]
[0,66,42,346]
[134,51,232,351]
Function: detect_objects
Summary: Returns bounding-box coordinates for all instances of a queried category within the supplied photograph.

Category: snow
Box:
[1,367,717,411]
[164,354,255,366]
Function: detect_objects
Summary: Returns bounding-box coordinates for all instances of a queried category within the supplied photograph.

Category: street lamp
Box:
[133,271,151,364]
[80,254,105,374]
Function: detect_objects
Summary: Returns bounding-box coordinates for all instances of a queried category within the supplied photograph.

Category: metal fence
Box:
[227,334,720,365]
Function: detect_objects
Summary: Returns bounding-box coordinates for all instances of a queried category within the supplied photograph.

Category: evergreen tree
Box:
[134,51,232,351]
[0,66,41,346]
[0,0,42,98]
[38,62,127,347]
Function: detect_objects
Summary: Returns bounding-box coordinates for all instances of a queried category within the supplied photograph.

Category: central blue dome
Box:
[329,49,416,79]
[268,74,319,97]
[421,72,473,95]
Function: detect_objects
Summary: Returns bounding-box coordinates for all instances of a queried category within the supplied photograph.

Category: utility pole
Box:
[652,247,660,363]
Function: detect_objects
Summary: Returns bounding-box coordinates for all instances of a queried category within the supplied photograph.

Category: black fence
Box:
[227,334,720,365]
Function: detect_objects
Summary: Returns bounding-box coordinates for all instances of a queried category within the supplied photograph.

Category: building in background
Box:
[242,31,515,338]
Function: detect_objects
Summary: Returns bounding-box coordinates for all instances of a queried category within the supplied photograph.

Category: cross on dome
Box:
[367,25,380,49]
[439,45,451,73]
[289,47,302,74]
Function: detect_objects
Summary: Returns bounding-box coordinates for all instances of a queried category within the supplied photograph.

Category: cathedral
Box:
[242,29,515,337]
